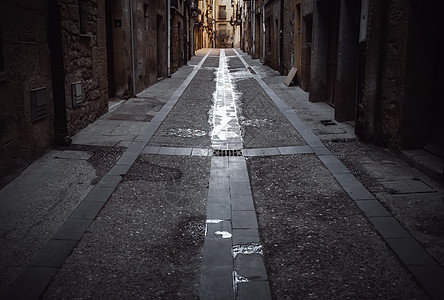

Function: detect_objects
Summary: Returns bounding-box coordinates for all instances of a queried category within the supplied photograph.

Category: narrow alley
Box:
[1,48,443,299]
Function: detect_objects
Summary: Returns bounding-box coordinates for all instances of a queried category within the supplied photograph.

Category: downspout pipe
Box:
[252,0,255,56]
[167,0,171,77]
[129,0,136,95]
[279,0,284,74]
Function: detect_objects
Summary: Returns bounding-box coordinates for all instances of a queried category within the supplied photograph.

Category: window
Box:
[218,5,226,19]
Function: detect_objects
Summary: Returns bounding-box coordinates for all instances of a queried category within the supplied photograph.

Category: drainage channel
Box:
[200,49,272,300]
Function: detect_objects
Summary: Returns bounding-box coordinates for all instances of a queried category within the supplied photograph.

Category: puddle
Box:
[209,49,244,150]
[164,128,208,138]
[232,243,264,258]
[205,219,224,236]
[215,231,232,239]
[206,219,224,224]
[233,271,250,294]
[239,117,276,127]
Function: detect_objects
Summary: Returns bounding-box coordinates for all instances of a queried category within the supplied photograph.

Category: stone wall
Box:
[59,0,108,135]
[0,1,53,187]
[282,0,295,76]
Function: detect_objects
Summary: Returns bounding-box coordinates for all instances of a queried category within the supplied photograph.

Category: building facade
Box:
[214,0,236,48]
[0,0,198,187]
[241,0,443,158]
[0,0,109,187]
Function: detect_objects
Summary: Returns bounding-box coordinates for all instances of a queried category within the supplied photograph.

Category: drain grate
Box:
[247,67,256,75]
[320,119,337,126]
[213,149,243,157]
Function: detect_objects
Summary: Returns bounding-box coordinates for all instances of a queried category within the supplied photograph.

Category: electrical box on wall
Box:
[71,82,83,107]
[30,87,48,121]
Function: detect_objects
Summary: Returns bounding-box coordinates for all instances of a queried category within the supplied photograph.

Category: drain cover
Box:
[320,119,336,126]
[213,149,243,157]
[247,67,256,75]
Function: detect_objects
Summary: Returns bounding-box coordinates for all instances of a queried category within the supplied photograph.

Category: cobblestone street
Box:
[1,49,443,299]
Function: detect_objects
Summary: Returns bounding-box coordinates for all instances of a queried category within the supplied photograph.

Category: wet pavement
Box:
[1,48,444,299]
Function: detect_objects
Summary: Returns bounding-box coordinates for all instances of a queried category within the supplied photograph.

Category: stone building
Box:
[0,0,108,187]
[170,0,193,74]
[214,0,237,48]
[194,0,214,51]
[355,0,443,156]
[242,0,443,159]
[105,0,168,98]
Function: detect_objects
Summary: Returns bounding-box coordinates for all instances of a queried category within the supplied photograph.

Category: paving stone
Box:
[334,173,375,200]
[126,141,146,155]
[229,156,245,164]
[52,219,92,241]
[96,174,122,188]
[386,237,437,266]
[300,133,324,148]
[107,164,131,176]
[232,228,261,245]
[231,195,255,211]
[202,238,233,267]
[230,182,252,197]
[237,281,272,300]
[207,190,231,203]
[55,150,92,160]
[69,201,105,220]
[261,148,280,156]
[242,149,251,156]
[230,171,250,183]
[210,169,230,179]
[133,133,154,143]
[84,186,115,202]
[368,216,411,239]
[31,239,78,268]
[244,148,263,157]
[115,154,137,166]
[2,267,59,300]
[209,179,230,191]
[192,148,210,156]
[206,203,231,220]
[380,179,436,194]
[277,146,297,155]
[232,211,258,229]
[142,145,160,154]
[200,266,234,300]
[312,146,332,156]
[293,145,314,154]
[206,220,232,238]
[174,147,192,156]
[234,254,268,280]
[408,265,444,300]
[212,157,229,169]
[355,199,391,217]
[318,155,350,174]
[158,147,176,155]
